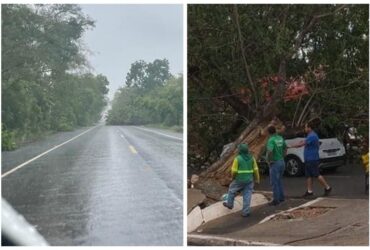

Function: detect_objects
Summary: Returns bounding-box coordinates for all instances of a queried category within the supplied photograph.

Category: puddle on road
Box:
[271,206,336,221]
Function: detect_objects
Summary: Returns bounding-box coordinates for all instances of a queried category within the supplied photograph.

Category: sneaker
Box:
[222,202,233,209]
[324,187,332,196]
[268,200,280,206]
[302,191,314,198]
[241,213,250,217]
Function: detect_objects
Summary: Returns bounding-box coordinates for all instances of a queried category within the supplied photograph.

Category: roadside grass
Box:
[144,124,183,133]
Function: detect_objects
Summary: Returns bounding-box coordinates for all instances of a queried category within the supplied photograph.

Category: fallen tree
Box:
[188,4,368,199]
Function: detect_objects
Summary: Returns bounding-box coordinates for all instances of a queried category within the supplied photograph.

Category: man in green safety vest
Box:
[223,143,260,217]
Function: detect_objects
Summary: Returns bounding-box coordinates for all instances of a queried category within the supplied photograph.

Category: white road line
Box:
[1,126,99,178]
[117,128,127,140]
[116,130,136,154]
[133,126,183,141]
[129,145,138,154]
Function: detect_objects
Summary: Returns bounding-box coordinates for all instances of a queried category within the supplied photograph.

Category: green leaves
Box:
[2,4,108,150]
[188,4,369,167]
[1,124,17,151]
[125,59,171,90]
[107,61,182,127]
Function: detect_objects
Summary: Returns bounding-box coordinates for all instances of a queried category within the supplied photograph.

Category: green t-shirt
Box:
[266,134,287,161]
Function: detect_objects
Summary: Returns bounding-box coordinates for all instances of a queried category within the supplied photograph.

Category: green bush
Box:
[2,127,17,151]
[171,125,183,133]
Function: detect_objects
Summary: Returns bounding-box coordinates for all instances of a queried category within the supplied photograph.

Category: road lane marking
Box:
[1,126,99,178]
[129,145,138,154]
[133,126,183,141]
[116,130,138,154]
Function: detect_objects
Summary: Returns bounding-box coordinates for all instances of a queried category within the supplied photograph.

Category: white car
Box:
[284,137,346,176]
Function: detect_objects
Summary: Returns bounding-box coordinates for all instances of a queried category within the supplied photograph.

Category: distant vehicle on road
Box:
[259,137,346,177]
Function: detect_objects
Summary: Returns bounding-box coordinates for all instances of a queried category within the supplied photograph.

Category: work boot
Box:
[222,202,233,209]
[302,191,314,198]
[268,200,279,206]
[324,186,332,196]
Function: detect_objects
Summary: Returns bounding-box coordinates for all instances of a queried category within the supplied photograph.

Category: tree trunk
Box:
[196,118,284,199]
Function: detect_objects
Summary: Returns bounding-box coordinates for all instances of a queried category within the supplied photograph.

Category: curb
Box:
[187,193,269,233]
[187,234,281,246]
[258,197,324,224]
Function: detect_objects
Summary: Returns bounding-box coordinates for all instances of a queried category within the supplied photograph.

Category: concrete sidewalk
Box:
[188,192,269,233]
[188,197,369,246]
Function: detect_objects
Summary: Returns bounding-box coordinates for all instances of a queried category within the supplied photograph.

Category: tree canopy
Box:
[2,4,109,150]
[107,59,183,128]
[188,4,369,171]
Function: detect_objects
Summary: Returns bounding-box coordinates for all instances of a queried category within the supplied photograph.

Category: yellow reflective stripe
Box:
[237,170,254,174]
[231,158,238,174]
[253,157,260,183]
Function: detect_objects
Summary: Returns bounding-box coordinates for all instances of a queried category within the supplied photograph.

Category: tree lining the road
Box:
[2,4,109,150]
[107,59,183,129]
[188,4,368,191]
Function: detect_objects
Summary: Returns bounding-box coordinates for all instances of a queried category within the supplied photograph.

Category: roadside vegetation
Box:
[107,59,183,130]
[2,5,109,150]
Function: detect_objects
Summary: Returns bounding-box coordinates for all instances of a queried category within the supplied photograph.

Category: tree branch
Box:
[317,78,362,93]
[276,5,290,56]
[218,79,253,119]
[288,4,347,59]
[189,67,253,119]
[297,90,317,126]
[292,94,303,127]
[232,5,258,109]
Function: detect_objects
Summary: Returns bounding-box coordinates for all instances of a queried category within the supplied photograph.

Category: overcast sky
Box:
[80,4,183,100]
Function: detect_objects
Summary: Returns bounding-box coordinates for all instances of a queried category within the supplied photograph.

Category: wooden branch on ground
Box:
[201,118,261,176]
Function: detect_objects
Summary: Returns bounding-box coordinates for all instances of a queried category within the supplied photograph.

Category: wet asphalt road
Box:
[2,125,183,246]
[257,160,369,200]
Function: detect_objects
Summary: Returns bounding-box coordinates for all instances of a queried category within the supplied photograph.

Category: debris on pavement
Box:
[271,206,336,221]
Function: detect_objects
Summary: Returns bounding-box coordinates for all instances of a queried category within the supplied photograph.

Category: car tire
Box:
[285,156,304,177]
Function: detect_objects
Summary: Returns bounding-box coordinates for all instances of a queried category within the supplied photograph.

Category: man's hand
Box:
[266,150,273,165]
[290,140,305,148]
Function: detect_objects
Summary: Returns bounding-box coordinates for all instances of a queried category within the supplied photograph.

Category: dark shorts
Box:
[305,160,320,177]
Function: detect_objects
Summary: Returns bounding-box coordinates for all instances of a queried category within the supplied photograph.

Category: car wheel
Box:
[285,156,304,177]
